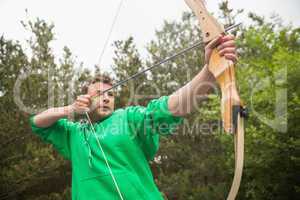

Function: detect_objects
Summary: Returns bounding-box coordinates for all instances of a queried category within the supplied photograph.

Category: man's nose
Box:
[102,94,110,104]
[103,98,109,104]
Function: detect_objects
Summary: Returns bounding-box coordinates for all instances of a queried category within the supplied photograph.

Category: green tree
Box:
[0,19,90,200]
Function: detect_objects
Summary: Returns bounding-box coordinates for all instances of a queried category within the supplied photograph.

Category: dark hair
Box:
[82,74,114,94]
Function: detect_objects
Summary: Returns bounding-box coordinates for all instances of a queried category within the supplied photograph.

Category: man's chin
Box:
[96,109,112,117]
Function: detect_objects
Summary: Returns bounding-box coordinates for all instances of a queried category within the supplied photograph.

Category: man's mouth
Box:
[99,106,110,110]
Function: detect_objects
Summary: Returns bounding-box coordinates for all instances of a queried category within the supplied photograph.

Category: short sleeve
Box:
[29,116,72,160]
[126,96,183,160]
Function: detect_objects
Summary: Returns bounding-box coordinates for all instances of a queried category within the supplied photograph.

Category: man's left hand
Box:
[204,34,238,65]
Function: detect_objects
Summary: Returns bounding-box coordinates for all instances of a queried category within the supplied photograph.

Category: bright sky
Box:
[0,0,299,72]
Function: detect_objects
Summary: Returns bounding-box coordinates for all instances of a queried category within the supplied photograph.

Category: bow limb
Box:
[184,0,246,199]
[209,51,245,200]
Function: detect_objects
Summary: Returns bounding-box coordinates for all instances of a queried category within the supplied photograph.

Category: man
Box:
[30,35,237,200]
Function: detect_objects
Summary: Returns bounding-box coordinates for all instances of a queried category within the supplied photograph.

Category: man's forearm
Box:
[33,105,73,128]
[168,65,215,116]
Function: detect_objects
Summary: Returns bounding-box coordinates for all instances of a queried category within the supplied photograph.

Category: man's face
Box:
[87,82,115,119]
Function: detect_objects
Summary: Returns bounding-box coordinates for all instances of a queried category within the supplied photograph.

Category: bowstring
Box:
[86,1,125,199]
[96,0,124,69]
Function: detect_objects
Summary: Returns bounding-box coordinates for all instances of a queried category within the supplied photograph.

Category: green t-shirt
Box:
[30,96,183,200]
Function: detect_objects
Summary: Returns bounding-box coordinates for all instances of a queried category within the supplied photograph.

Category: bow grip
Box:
[185,0,243,133]
[208,49,242,133]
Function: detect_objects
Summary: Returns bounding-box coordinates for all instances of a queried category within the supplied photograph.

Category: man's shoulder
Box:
[112,105,147,120]
[113,108,125,114]
[115,105,145,112]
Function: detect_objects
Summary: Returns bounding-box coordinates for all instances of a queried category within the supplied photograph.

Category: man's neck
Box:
[89,112,111,123]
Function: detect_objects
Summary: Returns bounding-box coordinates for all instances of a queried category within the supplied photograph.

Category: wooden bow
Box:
[184,0,247,199]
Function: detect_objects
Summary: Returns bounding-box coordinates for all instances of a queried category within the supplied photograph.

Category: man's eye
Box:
[108,92,114,97]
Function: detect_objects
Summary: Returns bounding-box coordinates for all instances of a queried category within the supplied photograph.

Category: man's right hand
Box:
[70,95,92,114]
